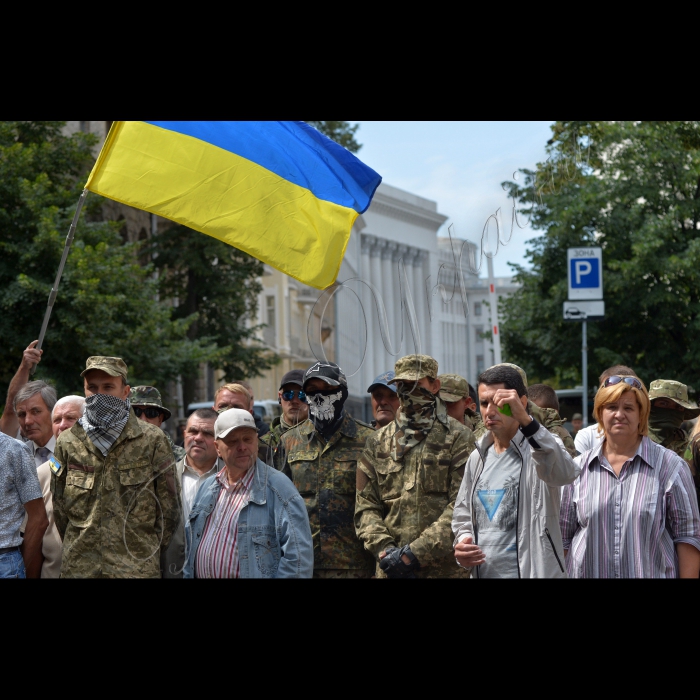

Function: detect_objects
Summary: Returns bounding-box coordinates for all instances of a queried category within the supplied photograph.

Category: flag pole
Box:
[31,188,89,374]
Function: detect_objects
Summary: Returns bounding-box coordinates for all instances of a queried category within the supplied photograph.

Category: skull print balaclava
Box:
[306,386,348,439]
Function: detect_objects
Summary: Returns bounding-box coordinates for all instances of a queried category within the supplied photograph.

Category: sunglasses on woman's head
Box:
[133,406,163,419]
[602,375,642,391]
[282,390,307,403]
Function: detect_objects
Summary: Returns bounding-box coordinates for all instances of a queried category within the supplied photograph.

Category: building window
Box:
[474,302,482,316]
[79,121,90,133]
[263,296,276,347]
[476,355,485,375]
[474,325,483,340]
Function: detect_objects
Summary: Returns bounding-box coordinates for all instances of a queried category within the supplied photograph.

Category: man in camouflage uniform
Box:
[465,383,485,439]
[648,379,699,458]
[130,385,185,462]
[259,370,309,470]
[355,355,475,578]
[493,363,578,458]
[51,357,181,578]
[439,374,481,431]
[280,361,375,578]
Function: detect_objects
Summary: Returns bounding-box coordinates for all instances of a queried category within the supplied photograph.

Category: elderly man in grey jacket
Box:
[452,365,577,578]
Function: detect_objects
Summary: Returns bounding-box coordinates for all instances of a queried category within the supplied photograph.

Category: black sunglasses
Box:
[602,375,643,391]
[133,406,163,419]
[282,390,307,403]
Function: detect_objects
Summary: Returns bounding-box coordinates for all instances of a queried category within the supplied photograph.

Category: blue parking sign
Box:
[570,258,600,288]
[567,247,603,300]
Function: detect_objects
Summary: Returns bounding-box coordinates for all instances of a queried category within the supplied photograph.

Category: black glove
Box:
[379,545,420,579]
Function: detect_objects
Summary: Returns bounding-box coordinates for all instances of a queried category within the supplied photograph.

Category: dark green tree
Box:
[147,227,276,406]
[501,121,700,393]
[306,121,361,153]
[0,121,221,401]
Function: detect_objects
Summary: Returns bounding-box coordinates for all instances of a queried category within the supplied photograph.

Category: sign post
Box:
[565,247,603,427]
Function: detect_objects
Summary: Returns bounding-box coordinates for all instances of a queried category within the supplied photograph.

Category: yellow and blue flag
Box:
[86,121,381,289]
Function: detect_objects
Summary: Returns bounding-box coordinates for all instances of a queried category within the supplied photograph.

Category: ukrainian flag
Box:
[86,121,381,289]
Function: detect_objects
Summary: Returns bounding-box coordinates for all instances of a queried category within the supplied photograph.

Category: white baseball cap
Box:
[214,408,257,439]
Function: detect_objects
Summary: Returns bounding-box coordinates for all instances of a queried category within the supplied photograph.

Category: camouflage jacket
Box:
[259,415,295,470]
[280,412,375,571]
[465,408,485,441]
[164,429,186,462]
[649,426,689,458]
[528,402,578,458]
[355,403,475,578]
[51,411,181,579]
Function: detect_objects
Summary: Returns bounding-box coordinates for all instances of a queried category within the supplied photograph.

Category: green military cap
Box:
[130,385,171,421]
[81,356,128,381]
[389,354,438,384]
[491,362,528,389]
[438,374,469,402]
[649,379,700,419]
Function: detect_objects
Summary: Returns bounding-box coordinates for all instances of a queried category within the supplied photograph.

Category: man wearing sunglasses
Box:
[259,370,309,470]
[574,365,640,455]
[280,361,375,578]
[130,385,185,462]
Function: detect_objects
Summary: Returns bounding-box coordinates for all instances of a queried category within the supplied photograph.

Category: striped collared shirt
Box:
[560,436,700,578]
[195,466,256,579]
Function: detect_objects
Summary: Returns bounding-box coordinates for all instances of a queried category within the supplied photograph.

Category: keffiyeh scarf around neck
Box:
[392,385,437,460]
[79,393,131,456]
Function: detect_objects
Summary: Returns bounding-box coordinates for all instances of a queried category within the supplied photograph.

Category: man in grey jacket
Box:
[452,365,576,578]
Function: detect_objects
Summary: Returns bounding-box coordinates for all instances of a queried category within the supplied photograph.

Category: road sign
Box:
[563,300,605,320]
[567,247,603,300]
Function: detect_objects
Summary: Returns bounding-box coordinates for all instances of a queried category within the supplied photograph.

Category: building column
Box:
[413,250,429,357]
[394,244,409,355]
[382,241,398,358]
[370,239,386,374]
[402,247,422,355]
[360,234,375,389]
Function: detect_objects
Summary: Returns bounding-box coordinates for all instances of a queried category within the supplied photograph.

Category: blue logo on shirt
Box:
[478,489,505,520]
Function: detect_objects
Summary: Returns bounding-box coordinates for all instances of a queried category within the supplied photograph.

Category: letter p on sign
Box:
[574,260,593,285]
[567,247,603,300]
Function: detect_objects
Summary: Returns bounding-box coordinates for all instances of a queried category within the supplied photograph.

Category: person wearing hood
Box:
[51,356,182,578]
[647,380,700,458]
[355,355,475,578]
[280,361,375,578]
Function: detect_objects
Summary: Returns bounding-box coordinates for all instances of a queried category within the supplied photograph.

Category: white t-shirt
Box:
[574,423,604,454]
[473,444,521,579]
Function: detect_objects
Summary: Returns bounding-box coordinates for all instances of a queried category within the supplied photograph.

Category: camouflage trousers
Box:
[313,569,374,579]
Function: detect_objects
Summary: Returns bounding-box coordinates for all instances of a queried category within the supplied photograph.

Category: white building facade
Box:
[253,183,520,422]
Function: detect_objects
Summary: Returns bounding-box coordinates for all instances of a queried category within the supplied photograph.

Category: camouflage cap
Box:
[438,374,469,402]
[491,363,528,389]
[649,379,700,418]
[80,356,128,381]
[389,354,438,384]
[130,385,171,421]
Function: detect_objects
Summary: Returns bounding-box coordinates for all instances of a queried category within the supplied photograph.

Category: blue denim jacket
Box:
[184,459,313,578]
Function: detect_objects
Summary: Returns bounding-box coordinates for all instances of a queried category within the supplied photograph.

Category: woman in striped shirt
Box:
[560,375,700,578]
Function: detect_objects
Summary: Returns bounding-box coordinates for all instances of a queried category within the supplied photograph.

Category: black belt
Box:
[0,545,20,555]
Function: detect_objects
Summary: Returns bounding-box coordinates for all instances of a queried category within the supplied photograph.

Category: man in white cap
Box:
[184,408,313,578]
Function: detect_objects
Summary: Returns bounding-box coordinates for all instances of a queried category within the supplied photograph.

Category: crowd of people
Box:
[1,338,699,579]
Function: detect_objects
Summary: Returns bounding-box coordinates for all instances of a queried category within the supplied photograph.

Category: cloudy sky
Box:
[353,121,554,278]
